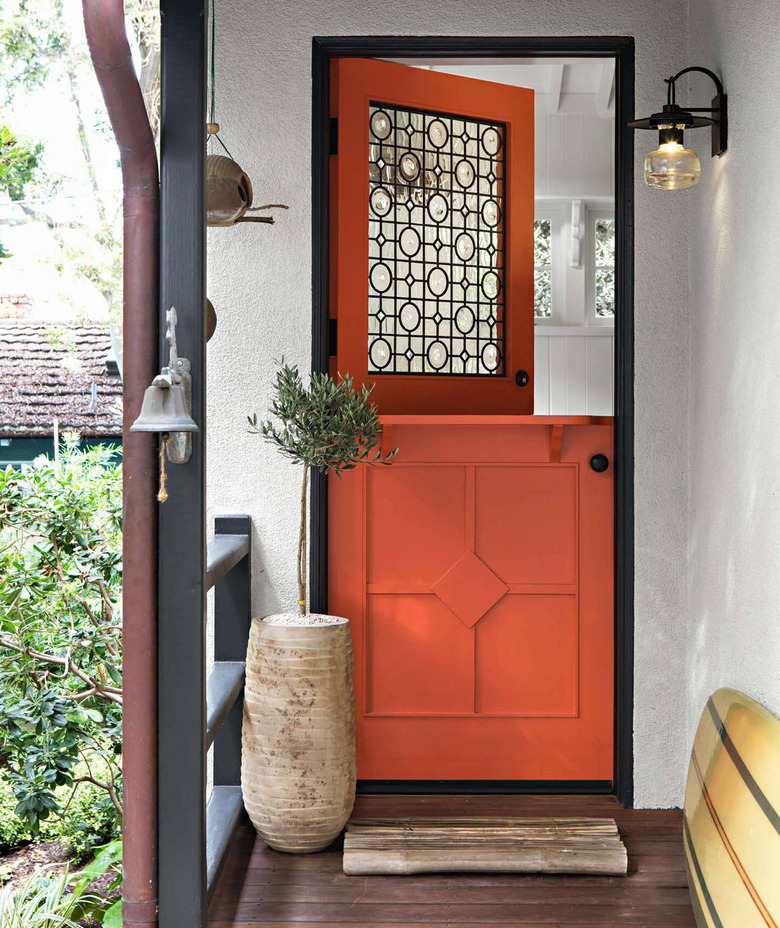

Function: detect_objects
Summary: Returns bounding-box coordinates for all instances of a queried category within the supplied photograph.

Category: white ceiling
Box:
[386,58,615,117]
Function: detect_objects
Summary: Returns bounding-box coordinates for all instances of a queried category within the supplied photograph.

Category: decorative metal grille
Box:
[367,102,506,376]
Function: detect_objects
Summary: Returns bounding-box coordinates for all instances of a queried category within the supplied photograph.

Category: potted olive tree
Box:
[242,362,396,853]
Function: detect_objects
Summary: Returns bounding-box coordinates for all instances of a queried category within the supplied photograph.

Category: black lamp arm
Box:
[666,66,724,108]
[665,65,727,157]
[669,66,724,97]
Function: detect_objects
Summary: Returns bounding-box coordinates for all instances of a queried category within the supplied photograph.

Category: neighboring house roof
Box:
[0,322,122,438]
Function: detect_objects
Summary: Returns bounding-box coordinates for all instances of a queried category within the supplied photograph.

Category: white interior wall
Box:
[536,113,614,199]
[207,0,692,808]
[686,0,780,751]
[534,107,615,416]
[535,106,614,414]
[534,330,614,415]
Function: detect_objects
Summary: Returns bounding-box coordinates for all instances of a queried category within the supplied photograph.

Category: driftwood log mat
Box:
[343,817,628,876]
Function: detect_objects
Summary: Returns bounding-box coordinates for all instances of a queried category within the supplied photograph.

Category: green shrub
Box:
[0,785,29,852]
[0,439,122,838]
[0,864,95,928]
[48,777,118,864]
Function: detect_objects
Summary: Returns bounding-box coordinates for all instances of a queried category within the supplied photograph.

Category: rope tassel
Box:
[158,435,169,503]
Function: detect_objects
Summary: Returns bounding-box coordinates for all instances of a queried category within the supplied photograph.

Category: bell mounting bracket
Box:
[131,306,197,463]
[158,307,194,464]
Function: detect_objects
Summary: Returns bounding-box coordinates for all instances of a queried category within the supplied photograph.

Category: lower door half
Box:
[329,417,614,783]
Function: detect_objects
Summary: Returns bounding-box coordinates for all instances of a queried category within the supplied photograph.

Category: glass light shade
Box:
[644,141,701,190]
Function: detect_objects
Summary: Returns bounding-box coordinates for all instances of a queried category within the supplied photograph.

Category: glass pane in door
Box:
[367,103,506,376]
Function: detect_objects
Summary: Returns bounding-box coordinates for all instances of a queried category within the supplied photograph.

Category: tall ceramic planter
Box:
[241,613,356,853]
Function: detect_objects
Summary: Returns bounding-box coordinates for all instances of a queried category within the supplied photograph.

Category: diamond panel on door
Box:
[364,459,580,719]
[330,419,614,779]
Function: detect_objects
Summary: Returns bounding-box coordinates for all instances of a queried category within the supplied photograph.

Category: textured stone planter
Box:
[241,613,356,853]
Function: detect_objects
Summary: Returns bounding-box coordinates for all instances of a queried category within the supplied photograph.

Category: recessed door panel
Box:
[475,465,577,585]
[367,595,474,716]
[366,465,466,585]
[475,594,578,716]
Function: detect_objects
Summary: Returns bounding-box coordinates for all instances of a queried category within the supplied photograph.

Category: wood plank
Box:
[208,900,696,924]
[343,818,627,876]
[210,879,691,906]
[206,533,250,591]
[206,661,246,749]
[211,922,695,928]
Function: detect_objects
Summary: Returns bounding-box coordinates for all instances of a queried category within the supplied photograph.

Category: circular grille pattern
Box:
[367,104,505,376]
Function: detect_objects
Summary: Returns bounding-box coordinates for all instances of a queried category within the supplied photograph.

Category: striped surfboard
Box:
[684,688,780,928]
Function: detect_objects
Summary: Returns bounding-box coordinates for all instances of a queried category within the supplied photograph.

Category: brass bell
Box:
[131,307,198,503]
[131,307,198,436]
[131,377,198,433]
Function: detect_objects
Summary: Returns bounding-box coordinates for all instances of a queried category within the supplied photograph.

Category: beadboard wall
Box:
[534,110,614,416]
[536,113,614,200]
[534,328,614,415]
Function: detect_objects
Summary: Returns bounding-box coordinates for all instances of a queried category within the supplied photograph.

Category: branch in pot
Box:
[248,361,398,614]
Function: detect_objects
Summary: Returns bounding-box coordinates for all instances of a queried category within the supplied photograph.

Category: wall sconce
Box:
[629,67,727,190]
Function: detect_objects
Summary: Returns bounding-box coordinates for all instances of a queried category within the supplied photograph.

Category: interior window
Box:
[533,218,552,319]
[594,218,615,318]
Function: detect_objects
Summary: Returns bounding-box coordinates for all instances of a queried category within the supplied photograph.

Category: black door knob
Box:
[515,370,529,387]
[590,454,609,473]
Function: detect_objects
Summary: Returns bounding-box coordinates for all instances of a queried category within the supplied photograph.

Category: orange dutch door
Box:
[329,58,614,783]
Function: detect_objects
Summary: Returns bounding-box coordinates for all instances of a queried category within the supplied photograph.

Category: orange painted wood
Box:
[333,58,535,414]
[329,61,612,782]
[329,418,614,781]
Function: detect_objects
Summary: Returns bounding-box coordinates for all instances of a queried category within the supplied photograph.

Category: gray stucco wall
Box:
[686,0,780,759]
[207,0,692,808]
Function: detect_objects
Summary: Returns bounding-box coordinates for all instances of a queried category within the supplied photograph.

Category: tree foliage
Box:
[0,0,67,102]
[0,125,42,260]
[595,217,616,317]
[0,126,41,195]
[0,839,122,928]
[249,363,397,612]
[250,363,397,476]
[533,218,552,318]
[0,439,122,834]
[0,863,97,928]
[0,0,160,316]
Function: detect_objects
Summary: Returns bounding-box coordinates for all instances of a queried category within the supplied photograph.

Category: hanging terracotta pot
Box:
[206,299,217,342]
[206,154,253,226]
[241,613,356,853]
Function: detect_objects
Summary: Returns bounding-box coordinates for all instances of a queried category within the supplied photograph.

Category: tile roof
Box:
[0,322,122,438]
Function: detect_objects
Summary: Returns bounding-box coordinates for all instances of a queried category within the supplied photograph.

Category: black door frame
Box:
[310,35,635,808]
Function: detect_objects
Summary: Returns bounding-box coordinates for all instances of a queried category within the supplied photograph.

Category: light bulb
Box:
[644,127,701,190]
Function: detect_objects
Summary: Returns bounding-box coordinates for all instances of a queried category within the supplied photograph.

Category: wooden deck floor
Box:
[208,795,696,928]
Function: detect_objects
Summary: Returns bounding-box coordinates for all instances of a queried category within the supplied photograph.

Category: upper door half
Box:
[332,58,535,414]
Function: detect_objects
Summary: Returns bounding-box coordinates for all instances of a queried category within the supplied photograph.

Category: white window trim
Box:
[584,205,616,327]
[533,202,567,326]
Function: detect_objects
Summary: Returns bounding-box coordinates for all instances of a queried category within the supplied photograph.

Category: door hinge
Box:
[329,117,338,156]
[328,318,337,356]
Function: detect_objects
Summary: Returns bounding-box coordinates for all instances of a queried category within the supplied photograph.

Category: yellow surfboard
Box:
[684,688,780,928]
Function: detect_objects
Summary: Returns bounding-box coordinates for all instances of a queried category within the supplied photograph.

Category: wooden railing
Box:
[159,514,251,926]
[204,516,251,894]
